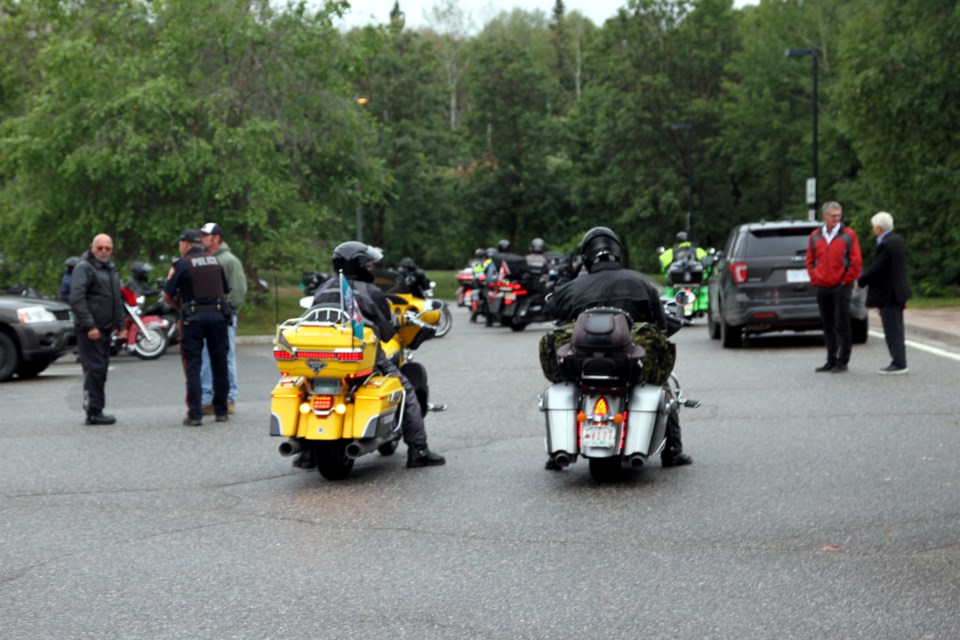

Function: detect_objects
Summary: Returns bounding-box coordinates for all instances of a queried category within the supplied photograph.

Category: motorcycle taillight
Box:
[593,397,609,419]
[312,395,334,412]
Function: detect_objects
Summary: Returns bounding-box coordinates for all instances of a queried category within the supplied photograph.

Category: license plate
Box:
[786,269,810,283]
[582,425,617,448]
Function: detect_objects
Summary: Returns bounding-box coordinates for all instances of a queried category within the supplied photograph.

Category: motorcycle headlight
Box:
[17,306,57,324]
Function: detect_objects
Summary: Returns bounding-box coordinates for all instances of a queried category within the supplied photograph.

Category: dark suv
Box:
[706,220,868,348]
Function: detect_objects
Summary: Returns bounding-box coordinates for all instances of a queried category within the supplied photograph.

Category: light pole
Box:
[353,95,371,242]
[785,48,819,221]
[670,122,694,238]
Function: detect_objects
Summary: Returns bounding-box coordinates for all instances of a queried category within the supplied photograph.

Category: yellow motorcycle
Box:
[269,291,443,480]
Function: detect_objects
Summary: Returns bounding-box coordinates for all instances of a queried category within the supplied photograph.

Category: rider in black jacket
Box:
[310,242,445,469]
[546,227,692,468]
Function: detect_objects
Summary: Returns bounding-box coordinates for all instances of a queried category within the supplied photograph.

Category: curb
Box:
[904,323,960,349]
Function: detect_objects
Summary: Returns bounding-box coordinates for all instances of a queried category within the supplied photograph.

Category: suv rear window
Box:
[744,227,814,258]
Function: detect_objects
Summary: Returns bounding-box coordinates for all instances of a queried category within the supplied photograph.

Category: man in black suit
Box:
[857,212,912,374]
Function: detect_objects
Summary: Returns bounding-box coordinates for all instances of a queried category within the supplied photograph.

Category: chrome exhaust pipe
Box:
[278,439,303,457]
[626,454,645,468]
[551,452,571,468]
[345,440,379,460]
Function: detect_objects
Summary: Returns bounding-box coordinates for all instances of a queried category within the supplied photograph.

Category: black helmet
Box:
[332,241,383,283]
[486,247,496,258]
[497,239,511,252]
[64,256,81,272]
[580,227,622,272]
[130,261,153,282]
[675,231,688,243]
[398,257,417,270]
[474,248,484,259]
[529,238,545,254]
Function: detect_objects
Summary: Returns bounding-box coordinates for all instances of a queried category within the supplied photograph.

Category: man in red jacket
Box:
[806,201,863,373]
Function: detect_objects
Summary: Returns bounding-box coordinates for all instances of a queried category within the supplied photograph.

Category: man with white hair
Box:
[857,211,912,374]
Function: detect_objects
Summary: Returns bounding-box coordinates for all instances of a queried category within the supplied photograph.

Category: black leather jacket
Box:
[546,261,667,331]
[69,251,124,332]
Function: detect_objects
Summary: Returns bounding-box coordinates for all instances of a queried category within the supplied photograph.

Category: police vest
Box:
[182,255,226,315]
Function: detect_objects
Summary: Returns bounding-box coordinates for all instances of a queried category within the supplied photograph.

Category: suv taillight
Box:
[729,262,748,284]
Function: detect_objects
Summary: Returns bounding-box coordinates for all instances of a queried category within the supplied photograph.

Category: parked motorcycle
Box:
[538,300,700,482]
[115,286,170,360]
[271,283,445,481]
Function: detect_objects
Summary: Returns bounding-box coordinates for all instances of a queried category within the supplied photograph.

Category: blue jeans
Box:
[201,314,237,404]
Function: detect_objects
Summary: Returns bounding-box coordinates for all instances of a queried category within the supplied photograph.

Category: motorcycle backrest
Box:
[570,309,633,354]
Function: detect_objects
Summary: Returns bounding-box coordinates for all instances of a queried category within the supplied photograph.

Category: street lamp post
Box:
[353,95,371,243]
[670,122,694,238]
[785,48,819,221]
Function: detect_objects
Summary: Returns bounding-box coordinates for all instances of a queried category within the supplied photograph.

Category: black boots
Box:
[661,451,693,467]
[85,412,116,425]
[407,446,446,468]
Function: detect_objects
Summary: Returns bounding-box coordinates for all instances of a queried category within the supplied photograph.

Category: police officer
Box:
[162,229,230,426]
[547,227,692,468]
[310,242,445,469]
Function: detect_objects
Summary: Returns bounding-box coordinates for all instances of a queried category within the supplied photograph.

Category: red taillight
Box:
[753,312,777,319]
[285,350,363,361]
[729,262,748,284]
[312,395,334,411]
[593,397,609,418]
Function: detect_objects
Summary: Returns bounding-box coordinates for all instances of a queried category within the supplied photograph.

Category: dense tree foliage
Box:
[1,0,957,297]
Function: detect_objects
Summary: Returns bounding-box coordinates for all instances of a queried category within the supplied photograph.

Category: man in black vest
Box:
[856,212,912,374]
[163,229,230,426]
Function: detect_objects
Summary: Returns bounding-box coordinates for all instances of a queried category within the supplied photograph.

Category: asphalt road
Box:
[1,306,958,639]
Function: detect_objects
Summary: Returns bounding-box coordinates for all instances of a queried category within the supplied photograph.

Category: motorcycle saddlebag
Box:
[540,382,578,455]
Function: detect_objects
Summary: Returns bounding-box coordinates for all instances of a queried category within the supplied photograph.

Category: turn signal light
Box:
[576,410,587,423]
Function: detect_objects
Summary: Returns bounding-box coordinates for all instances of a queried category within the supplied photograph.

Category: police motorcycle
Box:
[272,264,445,481]
[539,294,700,483]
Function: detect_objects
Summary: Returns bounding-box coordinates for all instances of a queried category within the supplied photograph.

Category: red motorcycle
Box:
[113,286,170,360]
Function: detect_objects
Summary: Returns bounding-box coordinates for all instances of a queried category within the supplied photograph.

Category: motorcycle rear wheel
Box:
[589,457,623,483]
[315,441,355,481]
[133,327,169,360]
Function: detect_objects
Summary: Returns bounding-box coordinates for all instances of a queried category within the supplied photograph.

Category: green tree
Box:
[0,0,382,293]
[835,0,960,291]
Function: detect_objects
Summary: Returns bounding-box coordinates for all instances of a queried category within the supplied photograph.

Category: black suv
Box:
[706,220,868,348]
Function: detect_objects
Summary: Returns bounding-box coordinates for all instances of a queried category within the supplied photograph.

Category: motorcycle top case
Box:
[273,318,378,378]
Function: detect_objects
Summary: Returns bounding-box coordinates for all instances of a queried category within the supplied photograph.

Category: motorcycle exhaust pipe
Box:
[550,452,571,468]
[626,454,645,469]
[278,439,303,457]
[345,439,379,460]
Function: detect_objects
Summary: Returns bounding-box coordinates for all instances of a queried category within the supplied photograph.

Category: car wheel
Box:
[721,318,743,349]
[0,332,20,382]
[16,361,49,379]
[851,317,868,344]
[707,307,721,340]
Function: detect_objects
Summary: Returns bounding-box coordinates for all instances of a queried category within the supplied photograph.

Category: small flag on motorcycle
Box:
[339,272,365,342]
